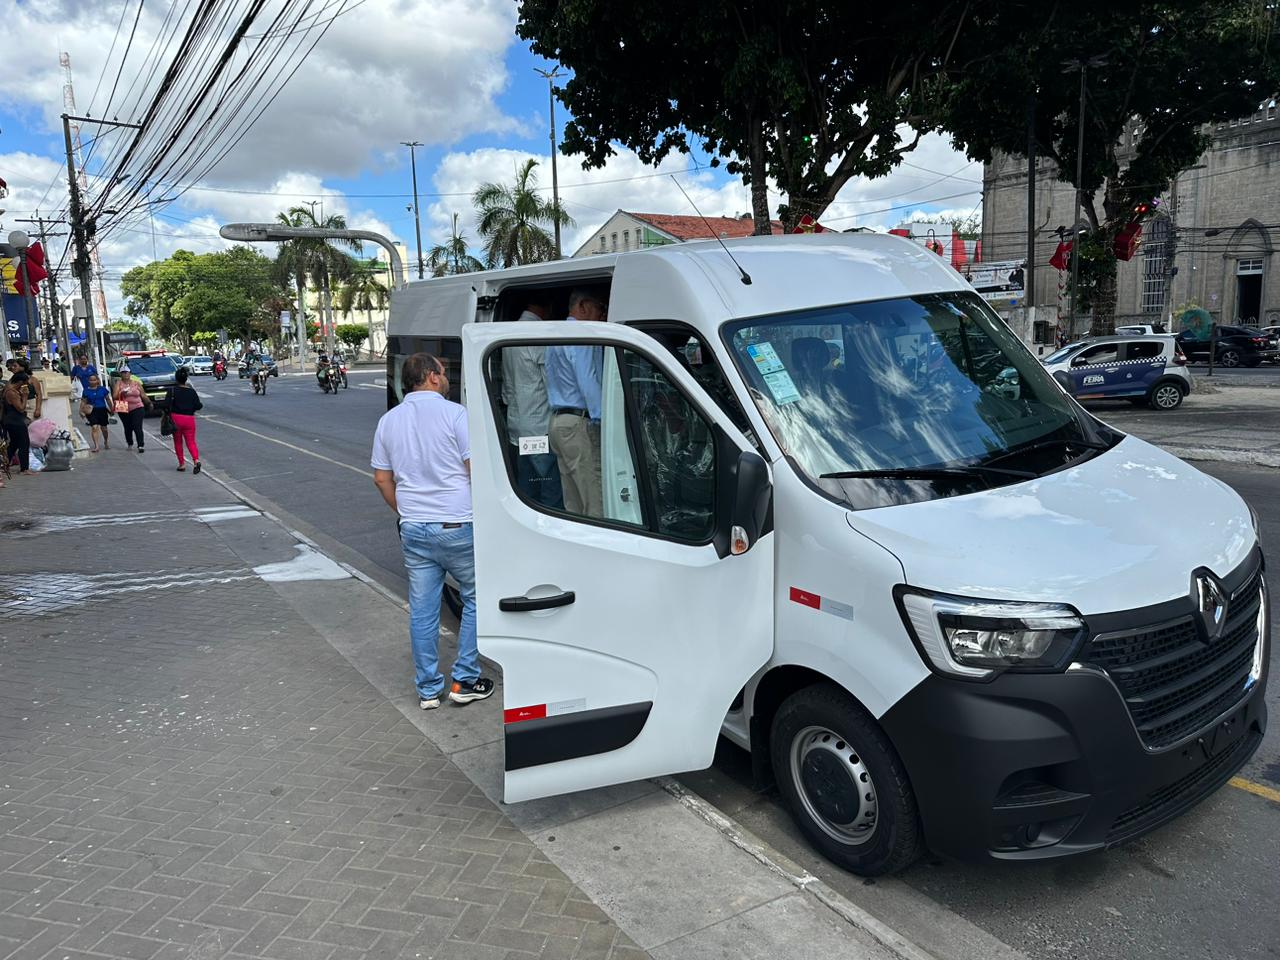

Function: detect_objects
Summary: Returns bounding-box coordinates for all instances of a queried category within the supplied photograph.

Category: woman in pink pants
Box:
[165,367,204,474]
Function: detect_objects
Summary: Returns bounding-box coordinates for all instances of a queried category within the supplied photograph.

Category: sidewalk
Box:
[1092,382,1280,467]
[0,445,911,959]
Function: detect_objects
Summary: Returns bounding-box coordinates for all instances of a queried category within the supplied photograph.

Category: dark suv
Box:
[113,355,180,413]
[1175,325,1279,368]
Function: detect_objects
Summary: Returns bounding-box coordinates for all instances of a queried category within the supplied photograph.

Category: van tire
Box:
[1147,380,1185,410]
[770,684,923,876]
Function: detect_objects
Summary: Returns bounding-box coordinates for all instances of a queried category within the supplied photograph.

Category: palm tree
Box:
[336,260,389,358]
[427,213,484,277]
[473,158,574,268]
[272,206,360,355]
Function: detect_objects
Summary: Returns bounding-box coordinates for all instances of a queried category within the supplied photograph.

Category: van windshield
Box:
[723,292,1114,509]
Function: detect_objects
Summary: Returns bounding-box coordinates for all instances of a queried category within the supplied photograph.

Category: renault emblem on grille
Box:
[1193,573,1228,640]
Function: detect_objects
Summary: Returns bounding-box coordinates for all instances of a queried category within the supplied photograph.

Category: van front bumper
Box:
[881,555,1270,866]
[880,667,1266,861]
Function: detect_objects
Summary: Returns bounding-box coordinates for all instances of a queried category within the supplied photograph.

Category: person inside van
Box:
[544,288,607,517]
[502,292,564,509]
[791,336,834,398]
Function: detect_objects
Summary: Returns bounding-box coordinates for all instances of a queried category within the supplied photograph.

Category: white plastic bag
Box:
[28,447,45,472]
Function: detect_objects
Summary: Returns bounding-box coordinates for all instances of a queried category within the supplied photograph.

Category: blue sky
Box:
[0,0,980,315]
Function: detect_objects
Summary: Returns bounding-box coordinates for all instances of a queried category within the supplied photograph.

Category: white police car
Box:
[1042,334,1192,410]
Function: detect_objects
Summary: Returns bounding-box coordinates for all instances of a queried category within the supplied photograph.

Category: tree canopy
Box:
[428,213,485,276]
[121,246,286,351]
[517,0,984,232]
[929,0,1280,330]
[474,159,574,267]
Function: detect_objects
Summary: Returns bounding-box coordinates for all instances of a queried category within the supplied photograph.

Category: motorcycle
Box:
[212,359,227,380]
[251,368,268,395]
[317,364,335,393]
[329,359,347,391]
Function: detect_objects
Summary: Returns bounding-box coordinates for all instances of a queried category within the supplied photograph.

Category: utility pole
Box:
[534,67,564,259]
[1063,56,1107,337]
[14,216,69,361]
[62,113,144,375]
[401,141,425,279]
[1025,95,1037,345]
[62,52,111,327]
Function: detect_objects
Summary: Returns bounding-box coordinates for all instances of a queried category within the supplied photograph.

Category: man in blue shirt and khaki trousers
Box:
[544,289,607,517]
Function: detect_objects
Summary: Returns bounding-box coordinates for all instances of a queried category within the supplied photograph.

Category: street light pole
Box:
[1062,57,1107,338]
[534,67,564,259]
[401,141,425,279]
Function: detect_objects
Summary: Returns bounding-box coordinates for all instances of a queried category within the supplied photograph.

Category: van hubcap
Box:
[790,726,877,846]
[1155,385,1181,408]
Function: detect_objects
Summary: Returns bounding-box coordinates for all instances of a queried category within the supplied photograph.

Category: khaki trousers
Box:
[549,413,602,517]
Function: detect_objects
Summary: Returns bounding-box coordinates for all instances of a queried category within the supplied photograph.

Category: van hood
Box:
[845,437,1257,615]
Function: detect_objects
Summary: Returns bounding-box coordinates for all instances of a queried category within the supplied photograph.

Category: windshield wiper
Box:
[979,435,1111,468]
[820,464,1036,481]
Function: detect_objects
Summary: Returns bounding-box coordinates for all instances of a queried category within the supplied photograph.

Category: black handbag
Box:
[160,411,175,436]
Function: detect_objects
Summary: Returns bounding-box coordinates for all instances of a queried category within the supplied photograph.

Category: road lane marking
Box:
[1231,776,1280,803]
[195,417,374,479]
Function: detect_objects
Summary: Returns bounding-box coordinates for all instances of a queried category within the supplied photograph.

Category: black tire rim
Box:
[1154,384,1181,409]
[1221,351,1241,367]
[790,725,878,846]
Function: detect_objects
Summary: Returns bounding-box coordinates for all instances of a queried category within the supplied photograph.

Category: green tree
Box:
[335,323,369,355]
[517,0,984,232]
[473,159,574,268]
[191,331,218,349]
[428,213,484,276]
[103,318,152,344]
[272,206,360,352]
[335,260,388,357]
[929,1,1280,333]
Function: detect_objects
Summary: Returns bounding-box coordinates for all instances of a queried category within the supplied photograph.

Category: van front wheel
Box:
[770,684,923,876]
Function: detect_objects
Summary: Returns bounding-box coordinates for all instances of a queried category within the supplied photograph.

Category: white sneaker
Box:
[419,695,440,710]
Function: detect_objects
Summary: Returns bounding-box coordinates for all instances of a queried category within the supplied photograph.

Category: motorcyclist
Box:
[316,349,332,384]
[246,353,265,385]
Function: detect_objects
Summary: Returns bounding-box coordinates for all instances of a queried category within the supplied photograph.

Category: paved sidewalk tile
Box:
[0,453,648,960]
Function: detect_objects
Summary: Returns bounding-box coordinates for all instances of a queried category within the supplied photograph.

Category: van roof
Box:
[390,233,973,338]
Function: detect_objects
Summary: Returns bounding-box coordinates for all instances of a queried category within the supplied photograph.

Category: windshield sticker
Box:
[746,341,785,374]
[763,369,801,405]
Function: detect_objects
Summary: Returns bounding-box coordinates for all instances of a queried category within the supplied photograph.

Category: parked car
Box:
[1175,325,1279,367]
[183,355,214,375]
[1261,326,1280,359]
[1113,323,1166,336]
[237,353,279,378]
[1041,334,1192,410]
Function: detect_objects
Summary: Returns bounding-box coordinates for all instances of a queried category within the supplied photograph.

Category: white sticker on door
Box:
[519,435,550,455]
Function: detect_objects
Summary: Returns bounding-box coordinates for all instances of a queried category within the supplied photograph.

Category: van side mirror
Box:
[714,427,772,558]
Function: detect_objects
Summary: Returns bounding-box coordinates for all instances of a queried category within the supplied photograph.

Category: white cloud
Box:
[0,0,520,185]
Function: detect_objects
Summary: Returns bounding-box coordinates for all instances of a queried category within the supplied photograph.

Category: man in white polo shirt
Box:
[372,352,494,709]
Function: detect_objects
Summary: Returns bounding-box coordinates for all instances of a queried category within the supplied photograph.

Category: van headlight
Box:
[897,590,1087,679]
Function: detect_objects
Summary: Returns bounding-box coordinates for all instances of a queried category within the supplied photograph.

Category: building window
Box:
[623,229,630,250]
[1141,217,1171,314]
[1237,257,1263,275]
[599,236,606,253]
[611,232,618,252]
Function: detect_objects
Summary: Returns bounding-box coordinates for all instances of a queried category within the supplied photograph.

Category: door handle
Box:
[499,591,576,612]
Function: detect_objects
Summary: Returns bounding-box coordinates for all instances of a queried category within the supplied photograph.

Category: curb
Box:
[656,777,945,960]
[1163,445,1280,469]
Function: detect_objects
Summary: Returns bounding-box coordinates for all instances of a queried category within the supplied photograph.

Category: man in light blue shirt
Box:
[544,288,607,516]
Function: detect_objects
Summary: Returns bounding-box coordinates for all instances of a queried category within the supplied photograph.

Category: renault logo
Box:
[1194,573,1228,640]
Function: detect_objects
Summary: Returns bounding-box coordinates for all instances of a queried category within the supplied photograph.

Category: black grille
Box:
[1082,572,1262,750]
[1107,729,1261,845]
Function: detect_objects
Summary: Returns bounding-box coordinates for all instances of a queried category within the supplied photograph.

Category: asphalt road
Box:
[170,368,1280,960]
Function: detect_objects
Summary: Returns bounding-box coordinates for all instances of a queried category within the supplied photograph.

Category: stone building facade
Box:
[982,99,1280,341]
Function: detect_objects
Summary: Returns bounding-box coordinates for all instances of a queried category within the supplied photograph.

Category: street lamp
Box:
[534,66,564,259]
[1061,55,1108,335]
[401,141,425,279]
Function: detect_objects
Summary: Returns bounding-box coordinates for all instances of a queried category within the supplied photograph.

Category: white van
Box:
[386,234,1268,875]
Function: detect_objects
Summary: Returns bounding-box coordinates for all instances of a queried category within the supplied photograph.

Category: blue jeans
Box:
[514,449,564,509]
[400,521,478,699]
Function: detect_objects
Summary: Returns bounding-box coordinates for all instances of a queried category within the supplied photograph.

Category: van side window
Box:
[1125,341,1163,361]
[486,342,716,543]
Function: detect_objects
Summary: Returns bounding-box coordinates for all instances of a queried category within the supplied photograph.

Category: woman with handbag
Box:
[164,367,203,473]
[112,365,151,453]
[82,374,112,452]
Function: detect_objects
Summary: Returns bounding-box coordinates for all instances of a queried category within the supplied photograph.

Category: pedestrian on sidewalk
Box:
[82,374,112,452]
[165,367,203,474]
[371,352,493,710]
[70,353,98,392]
[112,365,150,453]
[2,372,33,474]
